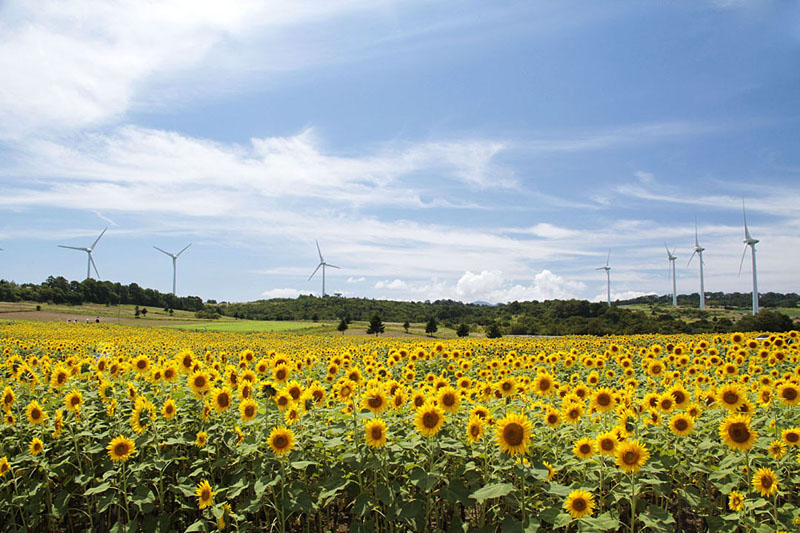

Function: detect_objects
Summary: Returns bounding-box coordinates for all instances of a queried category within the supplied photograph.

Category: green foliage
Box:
[425,318,438,336]
[336,318,348,335]
[366,314,384,336]
[456,323,469,337]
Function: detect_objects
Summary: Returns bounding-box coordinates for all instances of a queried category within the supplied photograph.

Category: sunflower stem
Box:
[629,472,636,533]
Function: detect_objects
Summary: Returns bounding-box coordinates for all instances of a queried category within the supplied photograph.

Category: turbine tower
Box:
[665,243,677,307]
[596,250,611,306]
[739,201,759,315]
[58,228,107,280]
[687,219,706,309]
[154,243,191,296]
[308,240,340,297]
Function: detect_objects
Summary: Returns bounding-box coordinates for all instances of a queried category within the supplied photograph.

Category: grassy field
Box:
[164,320,324,333]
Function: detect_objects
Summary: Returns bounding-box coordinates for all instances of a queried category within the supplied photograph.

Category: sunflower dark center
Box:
[217,393,230,407]
[423,412,440,429]
[368,397,382,408]
[274,435,287,448]
[597,394,611,406]
[503,422,524,446]
[729,422,750,443]
[539,379,551,390]
[675,419,688,431]
[137,361,146,369]
[786,432,799,443]
[245,405,254,416]
[470,425,480,436]
[31,408,41,420]
[201,488,211,500]
[370,427,383,440]
[289,388,301,400]
[573,498,586,511]
[761,476,772,488]
[782,388,798,401]
[71,396,80,406]
[601,439,614,451]
[723,392,739,404]
[623,451,638,464]
[673,392,685,404]
[115,443,128,456]
[442,394,455,406]
[580,444,591,454]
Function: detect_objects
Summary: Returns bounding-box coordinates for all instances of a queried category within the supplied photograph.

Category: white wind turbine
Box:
[596,250,611,306]
[665,243,677,307]
[153,243,192,296]
[739,201,759,315]
[687,219,706,309]
[308,241,340,297]
[58,228,107,280]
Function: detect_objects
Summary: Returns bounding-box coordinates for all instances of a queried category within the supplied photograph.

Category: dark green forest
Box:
[1,276,797,335]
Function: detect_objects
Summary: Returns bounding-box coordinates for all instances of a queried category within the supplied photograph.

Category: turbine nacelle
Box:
[58,228,107,279]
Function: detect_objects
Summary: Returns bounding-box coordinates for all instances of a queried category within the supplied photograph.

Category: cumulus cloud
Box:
[374,279,409,290]
[261,287,304,299]
[346,277,366,283]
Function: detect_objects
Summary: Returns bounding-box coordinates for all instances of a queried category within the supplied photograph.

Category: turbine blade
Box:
[664,242,670,256]
[687,250,696,267]
[605,250,610,267]
[738,244,748,276]
[326,264,341,269]
[671,247,676,257]
[177,243,192,257]
[153,246,172,257]
[89,254,100,278]
[308,263,322,281]
[694,218,700,247]
[316,240,323,262]
[91,227,108,250]
[59,245,87,251]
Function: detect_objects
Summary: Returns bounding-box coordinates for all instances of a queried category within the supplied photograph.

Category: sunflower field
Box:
[1,322,799,532]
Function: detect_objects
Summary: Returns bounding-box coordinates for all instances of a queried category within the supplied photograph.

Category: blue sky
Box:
[1,0,799,304]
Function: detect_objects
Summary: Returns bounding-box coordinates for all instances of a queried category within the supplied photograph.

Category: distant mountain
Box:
[471,300,494,306]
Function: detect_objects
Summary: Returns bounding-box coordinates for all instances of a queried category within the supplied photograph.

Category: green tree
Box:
[403,320,410,333]
[366,314,385,336]
[337,318,349,335]
[456,323,469,337]
[425,318,438,337]
[485,322,502,338]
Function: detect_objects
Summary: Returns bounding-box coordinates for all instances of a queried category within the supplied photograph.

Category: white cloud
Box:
[455,270,505,300]
[346,276,366,283]
[261,287,304,299]
[374,279,409,290]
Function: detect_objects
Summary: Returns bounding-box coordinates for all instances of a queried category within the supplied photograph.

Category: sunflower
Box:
[284,406,301,425]
[50,366,69,389]
[544,409,561,427]
[437,386,461,414]
[274,390,293,410]
[363,388,389,414]
[573,437,596,459]
[533,373,555,395]
[211,387,232,413]
[669,413,694,437]
[781,428,800,446]
[752,467,778,497]
[718,384,745,412]
[188,370,210,395]
[498,377,516,397]
[239,398,258,422]
[543,461,556,481]
[563,490,594,520]
[130,397,156,434]
[562,402,584,424]
[132,355,150,374]
[272,364,290,384]
[590,387,616,413]
[196,431,208,448]
[0,456,10,477]
[616,440,649,473]
[1,386,14,411]
[195,480,215,510]
[364,419,387,448]
[415,403,445,437]
[720,415,758,452]
[495,412,532,456]
[466,415,485,444]
[25,400,47,425]
[728,491,744,512]
[107,435,136,462]
[29,437,44,456]
[64,389,82,413]
[777,383,800,406]
[235,426,244,445]
[767,440,787,459]
[162,398,177,420]
[267,427,296,456]
[470,404,490,420]
[596,431,619,456]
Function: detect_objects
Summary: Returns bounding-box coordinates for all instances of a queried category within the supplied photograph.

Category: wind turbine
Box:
[58,228,107,280]
[308,240,340,297]
[687,219,706,309]
[153,243,191,296]
[738,201,759,315]
[596,250,611,306]
[665,243,678,307]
